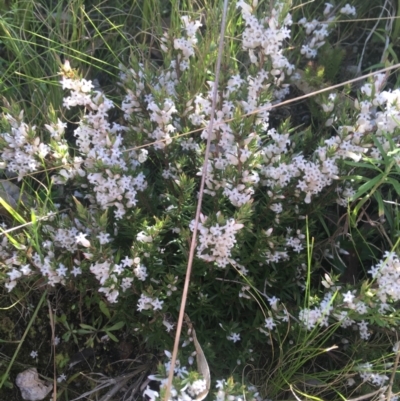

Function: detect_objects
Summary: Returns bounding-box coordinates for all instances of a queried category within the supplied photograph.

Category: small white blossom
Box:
[57,374,67,383]
[30,350,38,358]
[264,317,276,330]
[71,266,82,277]
[340,4,356,16]
[227,332,241,343]
[136,231,153,243]
[75,232,91,247]
[96,232,111,245]
[343,290,355,304]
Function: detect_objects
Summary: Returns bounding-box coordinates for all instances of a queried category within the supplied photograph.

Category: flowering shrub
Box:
[1,0,400,399]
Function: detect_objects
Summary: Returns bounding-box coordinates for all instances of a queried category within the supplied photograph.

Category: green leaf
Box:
[343,161,382,170]
[105,331,119,342]
[104,321,125,331]
[373,191,385,218]
[79,323,96,331]
[0,228,26,250]
[350,174,382,201]
[55,314,67,324]
[0,197,26,224]
[0,373,12,389]
[72,196,88,220]
[76,329,94,334]
[386,177,400,196]
[99,300,111,319]
[99,210,108,227]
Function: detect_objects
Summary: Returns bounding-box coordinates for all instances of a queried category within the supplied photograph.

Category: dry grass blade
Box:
[70,364,150,401]
[184,314,210,401]
[99,369,148,401]
[122,371,149,401]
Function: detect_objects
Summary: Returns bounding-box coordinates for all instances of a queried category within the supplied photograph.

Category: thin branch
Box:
[386,342,400,401]
[47,299,57,401]
[346,388,385,401]
[163,1,230,400]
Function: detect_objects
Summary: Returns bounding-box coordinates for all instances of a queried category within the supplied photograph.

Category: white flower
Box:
[270,203,283,213]
[136,231,153,243]
[30,350,38,358]
[227,332,241,343]
[323,3,334,15]
[189,379,207,396]
[121,277,134,292]
[163,320,175,332]
[264,317,276,330]
[216,380,225,389]
[71,266,82,277]
[75,232,91,247]
[138,149,148,163]
[358,320,370,340]
[7,268,22,281]
[57,374,67,383]
[96,232,111,245]
[268,296,280,310]
[343,290,355,304]
[265,228,273,237]
[152,298,164,310]
[121,256,134,267]
[20,264,32,275]
[340,4,356,16]
[56,264,68,277]
[143,386,159,401]
[175,365,188,378]
[237,0,253,15]
[134,264,148,281]
[5,280,17,292]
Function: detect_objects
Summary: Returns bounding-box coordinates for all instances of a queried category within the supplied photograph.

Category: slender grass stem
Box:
[0,290,47,389]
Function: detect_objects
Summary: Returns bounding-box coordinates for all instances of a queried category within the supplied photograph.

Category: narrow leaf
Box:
[386,177,400,196]
[105,331,119,342]
[0,197,26,224]
[350,174,382,201]
[79,323,96,331]
[99,300,111,319]
[373,191,385,218]
[105,321,125,331]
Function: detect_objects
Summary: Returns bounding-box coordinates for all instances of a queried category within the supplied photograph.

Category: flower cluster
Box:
[120,15,201,150]
[60,68,148,219]
[190,213,244,268]
[357,363,389,388]
[237,0,294,75]
[298,3,355,59]
[298,10,333,59]
[143,351,260,401]
[298,248,400,341]
[298,291,334,330]
[137,293,164,312]
[0,112,50,180]
[368,251,400,303]
[2,2,400,397]
[172,16,202,69]
[184,1,295,212]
